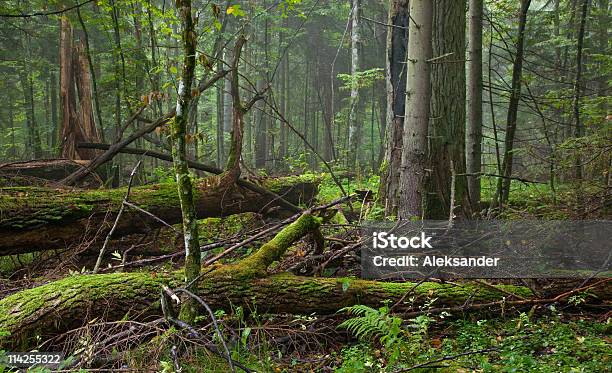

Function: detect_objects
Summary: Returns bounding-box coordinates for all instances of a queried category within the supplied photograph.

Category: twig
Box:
[123,201,180,233]
[175,288,235,373]
[93,161,142,273]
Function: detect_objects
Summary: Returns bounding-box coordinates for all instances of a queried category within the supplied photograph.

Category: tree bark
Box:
[76,4,105,143]
[0,175,318,256]
[347,0,364,170]
[398,0,433,220]
[426,0,468,219]
[466,0,483,212]
[0,213,548,350]
[20,33,42,159]
[379,0,409,217]
[572,0,589,182]
[74,38,102,159]
[173,0,201,321]
[496,0,531,206]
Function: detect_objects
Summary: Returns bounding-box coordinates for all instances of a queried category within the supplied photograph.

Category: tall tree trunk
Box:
[216,59,225,167]
[20,33,42,159]
[59,17,78,159]
[50,71,59,151]
[572,0,590,181]
[398,0,433,220]
[74,39,102,159]
[223,50,233,134]
[254,78,267,169]
[466,0,483,212]
[279,18,288,163]
[76,4,105,143]
[147,0,163,116]
[173,0,200,323]
[7,88,17,159]
[347,0,363,169]
[426,0,468,219]
[224,37,247,181]
[379,0,409,216]
[496,0,531,206]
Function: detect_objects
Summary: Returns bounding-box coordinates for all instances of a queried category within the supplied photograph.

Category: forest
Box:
[0,0,610,371]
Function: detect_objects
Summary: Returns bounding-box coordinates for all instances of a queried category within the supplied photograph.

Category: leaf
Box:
[169,65,178,75]
[226,4,245,17]
[342,279,351,292]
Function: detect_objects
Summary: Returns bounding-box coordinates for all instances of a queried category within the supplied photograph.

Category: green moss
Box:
[237,214,321,273]
[260,173,322,191]
[0,272,179,348]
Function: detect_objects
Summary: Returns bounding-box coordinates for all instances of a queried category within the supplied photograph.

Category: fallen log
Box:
[77,142,302,213]
[0,214,543,350]
[0,159,102,187]
[0,175,319,256]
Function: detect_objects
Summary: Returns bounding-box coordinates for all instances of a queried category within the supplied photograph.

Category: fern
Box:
[338,305,402,347]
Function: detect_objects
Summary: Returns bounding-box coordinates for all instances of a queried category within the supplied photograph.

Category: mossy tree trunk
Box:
[0,175,319,256]
[172,0,200,323]
[0,213,549,350]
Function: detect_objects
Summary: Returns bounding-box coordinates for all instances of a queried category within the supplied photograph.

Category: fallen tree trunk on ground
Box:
[0,175,318,256]
[2,213,607,350]
[77,142,302,213]
[0,159,102,187]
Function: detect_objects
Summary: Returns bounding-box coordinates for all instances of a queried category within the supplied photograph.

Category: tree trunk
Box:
[50,71,59,151]
[466,0,483,212]
[172,0,201,322]
[347,0,364,170]
[20,33,42,159]
[379,0,409,216]
[0,173,317,253]
[496,0,531,206]
[59,17,101,161]
[0,213,549,350]
[426,0,468,219]
[254,78,268,169]
[279,18,288,163]
[572,0,589,181]
[74,39,102,159]
[398,0,433,220]
[216,59,226,168]
[59,17,78,159]
[76,5,105,143]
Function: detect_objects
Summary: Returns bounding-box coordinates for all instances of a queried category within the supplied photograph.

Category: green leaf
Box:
[342,279,351,292]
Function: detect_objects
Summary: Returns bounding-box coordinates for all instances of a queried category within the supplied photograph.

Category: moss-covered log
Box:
[0,174,319,255]
[0,213,535,349]
[0,271,539,350]
[2,213,607,350]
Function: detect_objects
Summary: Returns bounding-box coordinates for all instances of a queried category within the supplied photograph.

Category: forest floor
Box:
[0,172,610,372]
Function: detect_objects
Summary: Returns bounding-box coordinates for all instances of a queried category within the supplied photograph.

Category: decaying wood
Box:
[59,17,101,160]
[0,159,101,187]
[0,175,318,256]
[1,213,607,350]
[0,213,531,349]
[61,68,230,186]
[77,142,302,213]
